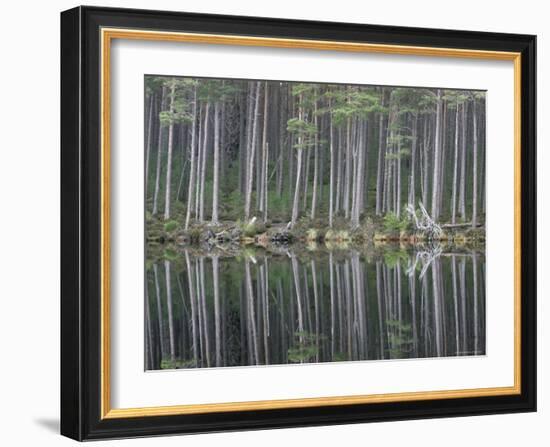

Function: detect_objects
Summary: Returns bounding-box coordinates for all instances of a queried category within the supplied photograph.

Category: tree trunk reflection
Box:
[145,247,486,369]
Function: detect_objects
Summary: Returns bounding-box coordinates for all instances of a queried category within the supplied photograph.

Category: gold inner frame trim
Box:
[100,27,522,420]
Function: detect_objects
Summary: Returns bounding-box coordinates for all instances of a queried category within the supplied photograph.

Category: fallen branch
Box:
[441,222,484,229]
[405,201,442,240]
[406,244,443,279]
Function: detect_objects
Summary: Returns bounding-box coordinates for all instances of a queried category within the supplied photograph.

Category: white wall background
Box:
[0,0,545,445]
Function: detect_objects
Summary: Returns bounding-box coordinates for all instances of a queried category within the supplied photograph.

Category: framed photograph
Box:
[61,6,536,441]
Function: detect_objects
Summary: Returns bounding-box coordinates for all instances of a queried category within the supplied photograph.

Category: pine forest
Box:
[144,75,486,370]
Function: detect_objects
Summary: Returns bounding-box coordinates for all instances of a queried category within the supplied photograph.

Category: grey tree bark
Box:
[459,103,468,220]
[261,82,269,221]
[211,101,221,224]
[375,91,387,215]
[351,120,366,228]
[328,103,335,227]
[198,102,210,222]
[163,81,176,220]
[344,118,352,219]
[290,93,304,227]
[431,90,442,220]
[451,102,460,224]
[244,82,261,220]
[408,113,418,207]
[152,86,166,215]
[311,95,319,220]
[145,93,155,194]
[472,97,479,228]
[396,131,402,218]
[184,86,198,230]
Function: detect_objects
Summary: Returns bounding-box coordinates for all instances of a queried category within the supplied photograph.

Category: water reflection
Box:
[145,246,485,370]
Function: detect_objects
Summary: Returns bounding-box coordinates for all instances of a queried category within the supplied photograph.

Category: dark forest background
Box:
[144,77,486,233]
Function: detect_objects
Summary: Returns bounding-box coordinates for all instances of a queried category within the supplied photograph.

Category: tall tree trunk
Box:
[335,128,342,214]
[351,120,366,228]
[480,105,487,214]
[163,81,176,220]
[459,102,468,220]
[194,105,203,217]
[152,86,166,215]
[261,82,269,221]
[290,93,304,227]
[291,149,303,226]
[220,94,226,182]
[472,97,478,228]
[211,101,220,224]
[303,148,310,211]
[431,89,442,220]
[451,102,460,223]
[175,128,188,203]
[318,114,326,212]
[375,91,387,215]
[145,92,155,194]
[199,102,210,221]
[383,104,394,213]
[276,86,286,197]
[438,100,447,217]
[263,142,269,222]
[396,131,402,217]
[310,95,319,220]
[184,86,198,230]
[421,115,430,207]
[239,89,250,194]
[344,117,352,219]
[287,88,295,208]
[328,103,335,227]
[408,113,418,207]
[244,82,261,220]
[419,118,425,206]
[350,118,358,223]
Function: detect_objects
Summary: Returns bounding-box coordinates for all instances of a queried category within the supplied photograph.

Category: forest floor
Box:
[146,215,486,261]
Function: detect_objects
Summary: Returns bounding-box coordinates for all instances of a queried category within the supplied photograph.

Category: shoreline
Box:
[146,216,486,251]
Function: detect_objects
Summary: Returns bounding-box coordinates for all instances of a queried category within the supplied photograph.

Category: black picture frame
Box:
[61,5,536,441]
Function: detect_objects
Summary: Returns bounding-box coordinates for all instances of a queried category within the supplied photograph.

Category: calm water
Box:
[145,245,485,370]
